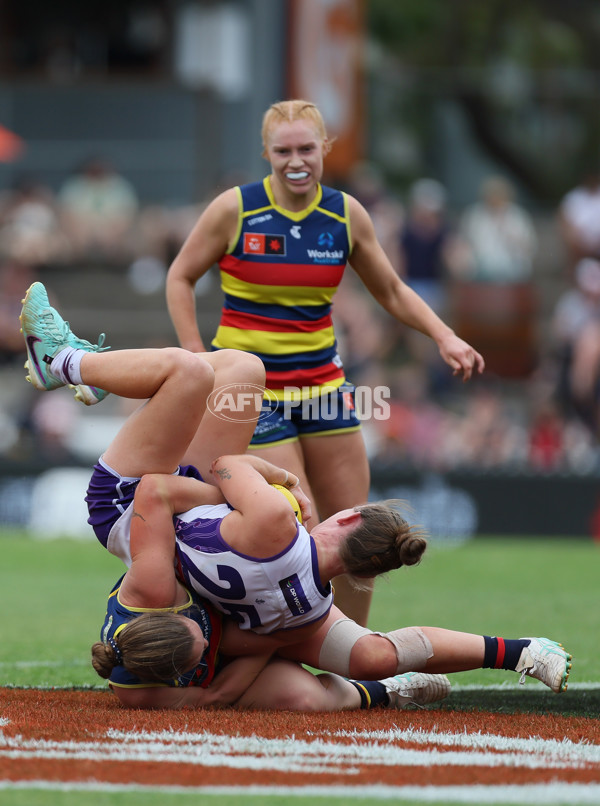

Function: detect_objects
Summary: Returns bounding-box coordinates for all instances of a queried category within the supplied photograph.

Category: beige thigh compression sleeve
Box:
[318,618,373,676]
[318,619,434,677]
[381,627,433,673]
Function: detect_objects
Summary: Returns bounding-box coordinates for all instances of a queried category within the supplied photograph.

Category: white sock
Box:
[50,347,85,385]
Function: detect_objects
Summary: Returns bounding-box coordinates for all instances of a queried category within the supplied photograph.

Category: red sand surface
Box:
[1,688,599,790]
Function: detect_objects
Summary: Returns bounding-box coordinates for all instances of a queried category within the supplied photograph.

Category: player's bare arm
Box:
[166,189,240,352]
[209,455,300,557]
[113,653,273,710]
[118,474,221,608]
[347,195,484,380]
[119,476,184,610]
[211,453,311,523]
[212,453,312,524]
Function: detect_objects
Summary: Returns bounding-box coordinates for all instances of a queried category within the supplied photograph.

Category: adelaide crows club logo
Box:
[243,233,286,256]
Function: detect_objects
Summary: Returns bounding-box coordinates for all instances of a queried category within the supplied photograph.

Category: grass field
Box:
[1,529,599,806]
[1,529,598,694]
[0,790,461,806]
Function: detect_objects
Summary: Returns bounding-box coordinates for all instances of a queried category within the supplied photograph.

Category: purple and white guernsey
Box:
[86,459,333,635]
[174,503,333,633]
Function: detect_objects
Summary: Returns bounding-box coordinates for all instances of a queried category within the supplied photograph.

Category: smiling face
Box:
[264,118,328,209]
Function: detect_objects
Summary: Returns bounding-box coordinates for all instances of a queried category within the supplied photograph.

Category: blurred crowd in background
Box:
[2,154,600,476]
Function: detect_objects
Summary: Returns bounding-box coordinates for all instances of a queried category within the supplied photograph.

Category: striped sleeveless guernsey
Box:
[213,176,352,399]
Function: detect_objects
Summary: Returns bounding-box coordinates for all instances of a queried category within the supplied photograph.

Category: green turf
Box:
[0,532,123,687]
[0,792,398,806]
[0,530,598,706]
[0,791,553,806]
[370,535,599,685]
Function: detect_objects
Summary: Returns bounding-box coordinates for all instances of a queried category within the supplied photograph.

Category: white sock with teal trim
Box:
[50,347,85,385]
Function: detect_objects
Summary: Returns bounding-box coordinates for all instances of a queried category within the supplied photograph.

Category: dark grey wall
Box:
[0,82,224,204]
[0,2,288,205]
[370,469,599,540]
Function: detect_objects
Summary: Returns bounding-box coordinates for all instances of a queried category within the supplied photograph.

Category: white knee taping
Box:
[380,627,433,673]
[318,618,373,677]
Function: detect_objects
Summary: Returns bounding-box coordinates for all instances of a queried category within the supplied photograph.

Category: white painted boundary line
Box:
[2,719,599,804]
[2,781,600,804]
[106,726,600,765]
[1,725,598,771]
[329,726,600,762]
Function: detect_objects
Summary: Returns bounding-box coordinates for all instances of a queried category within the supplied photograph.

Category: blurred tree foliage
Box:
[367,0,600,203]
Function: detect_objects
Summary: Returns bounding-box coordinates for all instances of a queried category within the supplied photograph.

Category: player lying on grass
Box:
[20,282,573,710]
[91,573,452,712]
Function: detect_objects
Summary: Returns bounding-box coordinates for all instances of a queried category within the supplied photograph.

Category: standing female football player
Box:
[166,99,485,625]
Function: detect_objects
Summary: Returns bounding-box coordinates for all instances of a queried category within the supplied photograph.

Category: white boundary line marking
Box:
[1,725,598,772]
[2,687,599,804]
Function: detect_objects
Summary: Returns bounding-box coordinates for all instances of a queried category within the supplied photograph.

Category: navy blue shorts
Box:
[250,385,361,448]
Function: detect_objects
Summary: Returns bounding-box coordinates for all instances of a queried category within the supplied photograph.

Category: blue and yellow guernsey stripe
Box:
[101,576,222,690]
[213,176,352,400]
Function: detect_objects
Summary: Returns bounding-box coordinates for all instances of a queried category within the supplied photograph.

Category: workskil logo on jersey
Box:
[243,232,286,255]
[306,231,343,264]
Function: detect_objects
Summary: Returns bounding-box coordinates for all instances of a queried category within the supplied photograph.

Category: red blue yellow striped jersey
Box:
[213,176,352,399]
